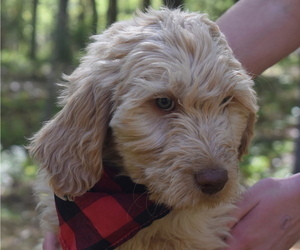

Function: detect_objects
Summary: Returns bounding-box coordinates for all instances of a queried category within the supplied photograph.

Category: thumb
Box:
[229,183,260,229]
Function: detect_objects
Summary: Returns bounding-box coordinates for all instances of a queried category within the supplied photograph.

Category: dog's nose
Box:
[195,169,228,195]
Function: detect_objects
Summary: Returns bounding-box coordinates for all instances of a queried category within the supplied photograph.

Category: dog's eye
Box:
[156,98,175,111]
[221,96,232,106]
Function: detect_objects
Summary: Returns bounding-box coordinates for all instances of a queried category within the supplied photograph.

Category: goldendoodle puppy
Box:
[29,8,257,250]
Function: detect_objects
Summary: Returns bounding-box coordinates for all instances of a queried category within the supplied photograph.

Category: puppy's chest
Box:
[117,205,235,250]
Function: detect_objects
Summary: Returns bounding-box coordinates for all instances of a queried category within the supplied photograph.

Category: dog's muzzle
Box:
[195,168,228,195]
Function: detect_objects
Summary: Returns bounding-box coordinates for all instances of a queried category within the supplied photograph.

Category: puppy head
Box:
[29,8,257,205]
[110,9,257,208]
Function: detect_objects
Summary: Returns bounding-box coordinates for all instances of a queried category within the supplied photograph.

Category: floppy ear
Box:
[28,22,141,199]
[29,69,115,199]
[29,15,149,199]
[238,112,256,159]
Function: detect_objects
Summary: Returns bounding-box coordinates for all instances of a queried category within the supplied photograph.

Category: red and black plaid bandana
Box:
[55,163,170,250]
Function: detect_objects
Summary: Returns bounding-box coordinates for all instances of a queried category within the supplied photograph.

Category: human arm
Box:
[216,0,300,77]
[225,174,300,250]
[217,0,300,248]
[43,232,60,250]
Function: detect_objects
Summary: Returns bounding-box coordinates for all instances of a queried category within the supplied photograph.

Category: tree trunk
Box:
[107,0,117,27]
[91,0,98,34]
[143,0,151,11]
[44,0,71,119]
[163,0,184,9]
[53,0,72,65]
[29,0,38,60]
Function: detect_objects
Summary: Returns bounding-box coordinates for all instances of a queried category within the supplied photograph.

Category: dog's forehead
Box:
[126,65,243,104]
[124,42,245,102]
[112,9,254,109]
[122,11,247,90]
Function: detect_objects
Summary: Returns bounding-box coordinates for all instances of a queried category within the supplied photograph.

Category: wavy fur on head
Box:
[29,8,257,249]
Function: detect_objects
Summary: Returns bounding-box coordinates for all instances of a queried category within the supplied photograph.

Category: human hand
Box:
[226,174,300,250]
[43,232,60,250]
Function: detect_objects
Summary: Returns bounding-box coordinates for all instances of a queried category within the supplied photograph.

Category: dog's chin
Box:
[194,191,237,209]
[148,182,240,210]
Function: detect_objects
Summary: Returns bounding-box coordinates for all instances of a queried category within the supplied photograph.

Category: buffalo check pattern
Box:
[55,163,170,250]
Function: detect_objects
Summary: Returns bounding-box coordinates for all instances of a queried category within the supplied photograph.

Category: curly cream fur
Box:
[29,8,257,249]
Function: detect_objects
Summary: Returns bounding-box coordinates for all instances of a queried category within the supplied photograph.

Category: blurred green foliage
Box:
[1,83,45,148]
[244,53,300,181]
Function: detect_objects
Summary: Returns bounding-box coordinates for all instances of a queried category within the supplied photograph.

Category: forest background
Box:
[1,0,300,249]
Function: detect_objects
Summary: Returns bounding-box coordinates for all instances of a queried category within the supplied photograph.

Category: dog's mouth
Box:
[121,157,240,209]
[143,167,239,209]
[110,157,243,214]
